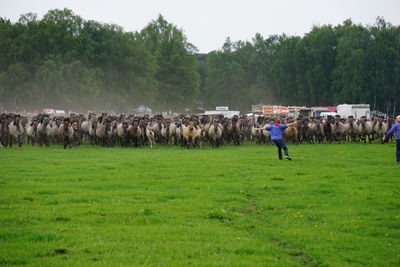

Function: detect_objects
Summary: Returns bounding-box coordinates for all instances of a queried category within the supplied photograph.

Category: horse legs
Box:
[63,135,68,149]
[191,137,195,149]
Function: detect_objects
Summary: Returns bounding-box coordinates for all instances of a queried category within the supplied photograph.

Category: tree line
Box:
[0,9,399,115]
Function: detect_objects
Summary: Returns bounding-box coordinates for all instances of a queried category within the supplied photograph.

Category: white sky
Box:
[1,0,399,53]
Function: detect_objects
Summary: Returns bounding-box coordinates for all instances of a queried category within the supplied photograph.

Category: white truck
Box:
[336,104,370,118]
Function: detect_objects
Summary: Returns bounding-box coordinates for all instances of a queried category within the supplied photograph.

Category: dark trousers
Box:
[397,140,400,162]
[273,139,289,159]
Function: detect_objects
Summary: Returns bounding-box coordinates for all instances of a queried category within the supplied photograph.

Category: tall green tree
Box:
[366,17,400,114]
[138,15,199,111]
[302,25,337,106]
[331,19,370,105]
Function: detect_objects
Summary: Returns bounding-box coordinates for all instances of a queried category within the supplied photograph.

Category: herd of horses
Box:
[0,112,395,149]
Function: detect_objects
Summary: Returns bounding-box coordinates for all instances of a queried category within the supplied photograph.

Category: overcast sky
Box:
[1,0,399,53]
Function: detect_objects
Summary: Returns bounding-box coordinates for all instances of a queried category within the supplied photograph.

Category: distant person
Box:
[256,120,297,160]
[382,115,400,164]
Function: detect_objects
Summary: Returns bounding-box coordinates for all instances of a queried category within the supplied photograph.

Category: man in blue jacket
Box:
[382,115,400,164]
[256,120,297,160]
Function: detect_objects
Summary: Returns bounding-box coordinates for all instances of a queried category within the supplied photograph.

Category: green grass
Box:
[0,143,399,266]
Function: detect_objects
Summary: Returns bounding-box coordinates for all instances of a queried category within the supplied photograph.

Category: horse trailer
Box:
[336,104,370,118]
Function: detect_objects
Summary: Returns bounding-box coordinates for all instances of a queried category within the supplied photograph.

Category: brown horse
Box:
[284,122,299,144]
[331,117,346,143]
[128,120,142,147]
[183,121,197,149]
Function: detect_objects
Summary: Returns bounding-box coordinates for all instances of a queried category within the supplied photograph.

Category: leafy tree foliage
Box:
[0,10,399,115]
[0,9,158,112]
[138,15,199,111]
[202,18,400,114]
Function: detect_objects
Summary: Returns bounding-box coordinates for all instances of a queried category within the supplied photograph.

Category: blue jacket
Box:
[385,122,400,141]
[266,124,288,141]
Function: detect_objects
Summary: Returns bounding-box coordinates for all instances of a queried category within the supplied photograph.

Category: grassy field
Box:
[0,143,399,266]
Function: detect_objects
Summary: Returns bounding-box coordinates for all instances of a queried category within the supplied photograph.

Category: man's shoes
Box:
[285,155,292,161]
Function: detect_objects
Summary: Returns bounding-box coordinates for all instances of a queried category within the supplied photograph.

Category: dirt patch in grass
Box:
[55,249,68,254]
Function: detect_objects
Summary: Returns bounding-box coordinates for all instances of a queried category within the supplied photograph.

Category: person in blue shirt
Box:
[256,120,297,160]
[382,115,400,164]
